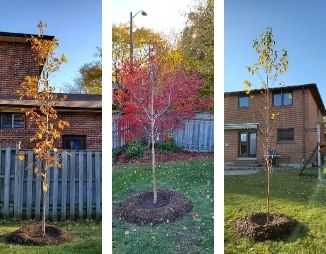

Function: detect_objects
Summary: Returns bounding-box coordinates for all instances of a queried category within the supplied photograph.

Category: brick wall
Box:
[0,111,102,149]
[224,87,323,164]
[0,38,102,150]
[0,41,38,96]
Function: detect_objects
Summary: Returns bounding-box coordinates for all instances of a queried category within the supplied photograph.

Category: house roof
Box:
[0,93,101,112]
[0,32,54,43]
[224,83,326,115]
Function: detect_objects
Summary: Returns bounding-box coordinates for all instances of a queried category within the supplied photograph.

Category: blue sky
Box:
[225,0,326,103]
[0,0,101,91]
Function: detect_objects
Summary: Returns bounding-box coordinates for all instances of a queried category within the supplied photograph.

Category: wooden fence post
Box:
[87,151,93,218]
[35,159,42,220]
[3,147,11,217]
[95,151,101,218]
[14,148,23,218]
[78,151,84,218]
[52,153,59,220]
[61,151,68,220]
[26,151,34,219]
[70,151,76,219]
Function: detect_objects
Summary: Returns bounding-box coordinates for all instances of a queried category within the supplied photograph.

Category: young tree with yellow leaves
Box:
[243,27,288,223]
[17,22,69,235]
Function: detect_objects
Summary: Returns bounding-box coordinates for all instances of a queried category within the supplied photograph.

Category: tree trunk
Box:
[266,158,272,224]
[149,42,157,205]
[42,176,46,236]
[152,123,157,204]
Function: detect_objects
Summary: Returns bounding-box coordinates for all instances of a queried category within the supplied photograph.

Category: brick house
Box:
[224,84,326,167]
[0,32,101,149]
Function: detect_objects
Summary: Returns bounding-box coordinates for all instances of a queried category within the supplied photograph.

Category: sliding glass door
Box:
[239,132,256,157]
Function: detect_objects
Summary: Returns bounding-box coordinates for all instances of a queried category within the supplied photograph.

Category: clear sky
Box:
[225,0,326,103]
[112,0,195,35]
[0,0,101,91]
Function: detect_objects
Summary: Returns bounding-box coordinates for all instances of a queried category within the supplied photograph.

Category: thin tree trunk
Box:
[266,159,271,224]
[152,122,157,205]
[42,175,46,236]
[149,42,157,205]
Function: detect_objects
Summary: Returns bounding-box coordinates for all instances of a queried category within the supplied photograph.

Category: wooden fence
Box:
[0,147,102,220]
[174,118,214,152]
[112,113,214,152]
[112,113,129,149]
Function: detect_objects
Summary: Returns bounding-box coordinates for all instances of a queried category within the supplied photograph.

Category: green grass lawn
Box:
[0,219,101,253]
[225,168,326,254]
[112,157,214,254]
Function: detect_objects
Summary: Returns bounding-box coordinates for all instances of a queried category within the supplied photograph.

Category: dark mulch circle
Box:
[234,212,298,242]
[7,223,72,246]
[114,189,193,225]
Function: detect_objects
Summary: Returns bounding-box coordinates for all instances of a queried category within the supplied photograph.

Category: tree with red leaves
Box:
[114,48,209,204]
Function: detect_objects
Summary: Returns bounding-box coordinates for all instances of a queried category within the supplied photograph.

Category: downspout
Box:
[302,87,306,160]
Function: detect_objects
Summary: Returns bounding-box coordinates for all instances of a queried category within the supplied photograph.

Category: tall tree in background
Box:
[114,49,207,204]
[79,47,102,94]
[179,0,214,97]
[64,48,102,94]
[17,22,70,235]
[243,27,288,223]
[112,25,169,83]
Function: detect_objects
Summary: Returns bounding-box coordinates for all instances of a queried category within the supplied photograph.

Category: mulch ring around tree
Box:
[234,212,298,242]
[7,223,72,246]
[115,189,193,225]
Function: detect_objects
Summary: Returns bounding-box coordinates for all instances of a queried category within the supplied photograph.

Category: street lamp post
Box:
[130,10,147,69]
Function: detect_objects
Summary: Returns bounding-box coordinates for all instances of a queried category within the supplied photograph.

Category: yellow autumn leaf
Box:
[271,113,276,120]
[17,154,25,161]
[61,54,68,63]
[42,182,48,193]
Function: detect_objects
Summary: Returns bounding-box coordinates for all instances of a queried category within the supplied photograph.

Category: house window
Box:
[273,91,293,106]
[0,113,25,129]
[239,96,249,108]
[62,135,86,150]
[277,128,294,142]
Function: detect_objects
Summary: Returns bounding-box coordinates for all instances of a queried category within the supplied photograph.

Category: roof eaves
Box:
[0,32,54,43]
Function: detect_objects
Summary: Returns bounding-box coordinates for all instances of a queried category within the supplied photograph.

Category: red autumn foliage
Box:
[114,58,211,142]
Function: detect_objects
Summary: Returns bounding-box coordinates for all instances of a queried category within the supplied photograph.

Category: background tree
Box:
[179,0,214,97]
[114,48,208,204]
[17,22,69,235]
[243,27,288,223]
[112,25,170,83]
[78,47,102,94]
[64,48,102,94]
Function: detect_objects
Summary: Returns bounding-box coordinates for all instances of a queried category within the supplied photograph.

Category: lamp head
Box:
[141,10,147,16]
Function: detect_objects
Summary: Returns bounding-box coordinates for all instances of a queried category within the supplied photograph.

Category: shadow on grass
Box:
[299,171,319,178]
[284,222,309,242]
[0,233,10,244]
[225,169,326,204]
